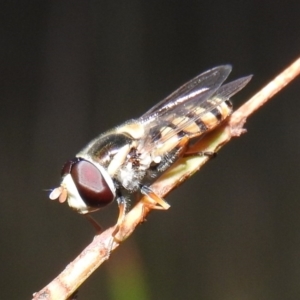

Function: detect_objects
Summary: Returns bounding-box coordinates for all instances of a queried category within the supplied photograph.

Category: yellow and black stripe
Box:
[151,98,233,157]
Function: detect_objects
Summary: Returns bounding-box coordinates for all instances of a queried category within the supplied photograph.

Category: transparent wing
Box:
[138,65,231,152]
[141,65,232,122]
[160,75,252,142]
[139,66,252,152]
[214,75,252,99]
[138,67,251,153]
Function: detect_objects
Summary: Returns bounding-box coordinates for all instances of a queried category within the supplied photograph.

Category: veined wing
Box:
[214,75,252,100]
[138,66,251,153]
[141,65,232,122]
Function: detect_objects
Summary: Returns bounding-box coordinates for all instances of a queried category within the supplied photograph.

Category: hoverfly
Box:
[50,65,251,233]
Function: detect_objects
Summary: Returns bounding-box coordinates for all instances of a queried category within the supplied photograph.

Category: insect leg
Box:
[84,214,102,234]
[103,197,128,258]
[150,135,190,174]
[140,185,170,210]
[111,196,128,238]
[183,150,217,158]
[107,188,170,256]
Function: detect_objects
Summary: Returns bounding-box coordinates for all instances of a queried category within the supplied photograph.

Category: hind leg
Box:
[184,150,217,158]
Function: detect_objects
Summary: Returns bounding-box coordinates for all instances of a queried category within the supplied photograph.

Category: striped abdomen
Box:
[151,98,233,157]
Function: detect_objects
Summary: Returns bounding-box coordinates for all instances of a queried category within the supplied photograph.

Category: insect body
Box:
[50,65,251,231]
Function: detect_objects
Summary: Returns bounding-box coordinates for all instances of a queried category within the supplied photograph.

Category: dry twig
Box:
[33,57,300,300]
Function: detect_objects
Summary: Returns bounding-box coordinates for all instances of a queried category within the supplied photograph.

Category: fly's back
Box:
[50,65,252,230]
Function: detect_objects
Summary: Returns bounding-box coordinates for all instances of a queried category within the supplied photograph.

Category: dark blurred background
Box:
[1,1,300,299]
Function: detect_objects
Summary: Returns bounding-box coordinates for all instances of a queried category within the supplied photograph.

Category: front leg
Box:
[111,195,129,241]
[111,186,170,247]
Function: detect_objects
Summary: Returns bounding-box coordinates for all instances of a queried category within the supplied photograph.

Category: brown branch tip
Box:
[33,57,300,300]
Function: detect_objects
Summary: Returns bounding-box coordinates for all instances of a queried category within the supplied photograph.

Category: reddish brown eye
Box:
[62,158,115,208]
[71,160,115,208]
[61,157,81,176]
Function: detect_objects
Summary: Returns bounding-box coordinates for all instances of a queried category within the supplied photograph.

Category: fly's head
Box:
[49,157,116,214]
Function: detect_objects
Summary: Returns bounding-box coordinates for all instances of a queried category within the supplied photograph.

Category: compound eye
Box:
[61,157,81,176]
[69,159,115,208]
[71,160,114,207]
